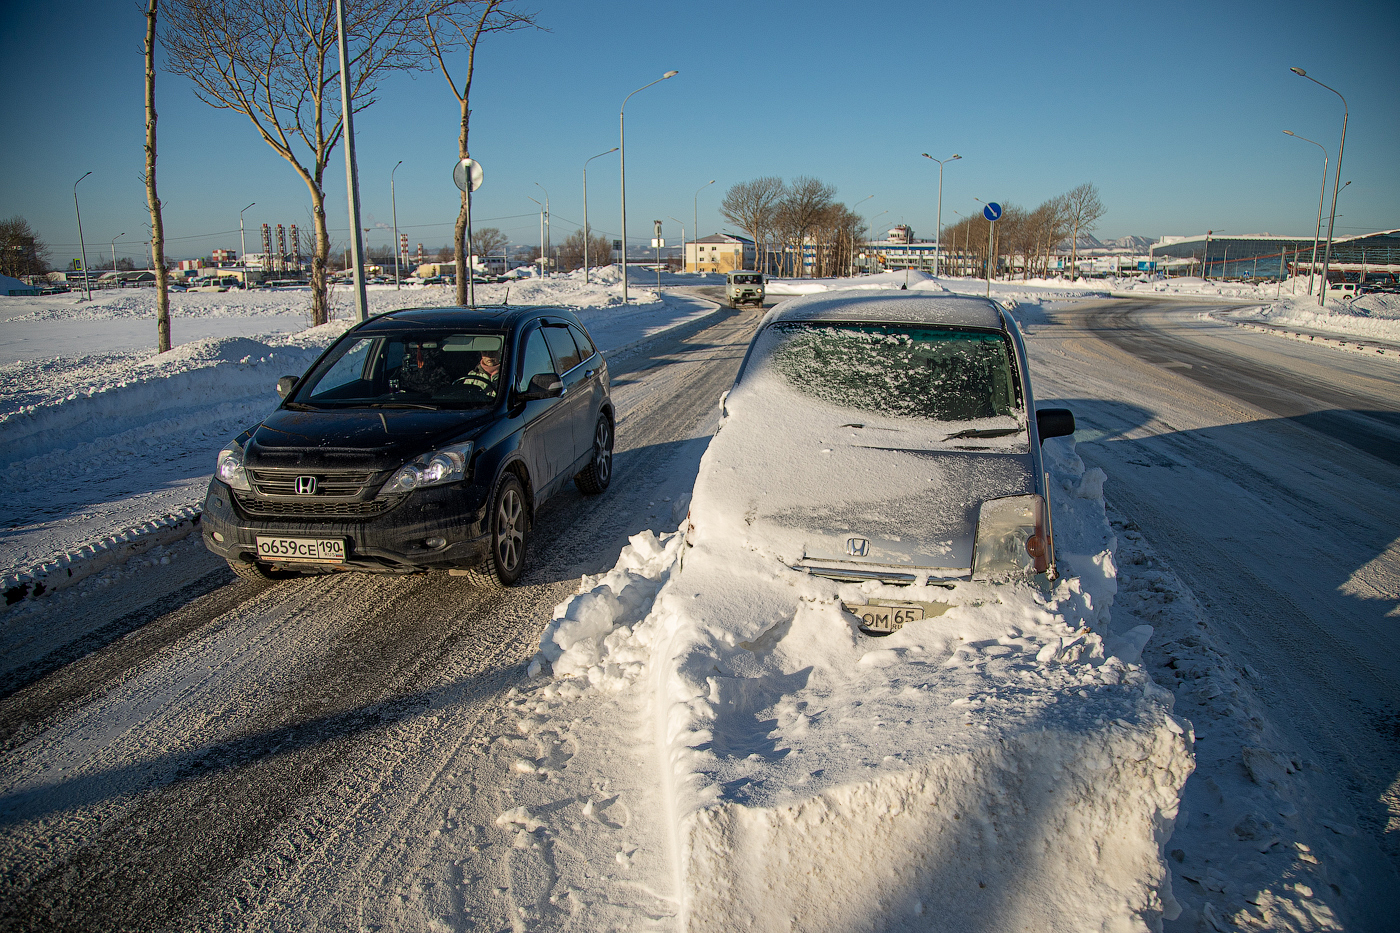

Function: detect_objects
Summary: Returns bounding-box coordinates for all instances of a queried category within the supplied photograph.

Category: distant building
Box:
[686,233,755,273]
[1150,229,1399,279]
[211,249,236,265]
[886,224,913,245]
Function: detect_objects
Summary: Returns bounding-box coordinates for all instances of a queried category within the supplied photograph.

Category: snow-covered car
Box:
[201,305,614,586]
[690,291,1074,632]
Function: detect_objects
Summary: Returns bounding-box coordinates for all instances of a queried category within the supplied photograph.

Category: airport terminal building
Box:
[1151,229,1400,281]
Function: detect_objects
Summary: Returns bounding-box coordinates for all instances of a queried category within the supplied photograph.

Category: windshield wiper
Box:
[944,427,1023,440]
[363,401,442,410]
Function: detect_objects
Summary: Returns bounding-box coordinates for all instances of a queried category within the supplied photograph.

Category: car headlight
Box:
[971,494,1051,580]
[215,441,252,491]
[381,442,473,495]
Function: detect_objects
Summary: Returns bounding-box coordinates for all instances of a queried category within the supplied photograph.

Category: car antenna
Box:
[503,286,510,307]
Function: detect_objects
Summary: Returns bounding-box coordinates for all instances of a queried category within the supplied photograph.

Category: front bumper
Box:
[201,478,492,573]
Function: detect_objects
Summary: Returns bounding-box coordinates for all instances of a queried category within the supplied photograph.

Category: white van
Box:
[725,271,765,308]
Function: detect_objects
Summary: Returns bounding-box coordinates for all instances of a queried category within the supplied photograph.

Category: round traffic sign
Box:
[983,202,1002,222]
[453,158,484,192]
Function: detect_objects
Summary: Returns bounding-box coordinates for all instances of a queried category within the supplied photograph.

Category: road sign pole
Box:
[982,202,1002,298]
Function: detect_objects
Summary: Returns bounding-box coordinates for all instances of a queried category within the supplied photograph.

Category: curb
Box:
[1208,313,1400,358]
[3,507,204,607]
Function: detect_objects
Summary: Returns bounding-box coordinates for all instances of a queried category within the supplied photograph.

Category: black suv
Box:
[201,305,613,586]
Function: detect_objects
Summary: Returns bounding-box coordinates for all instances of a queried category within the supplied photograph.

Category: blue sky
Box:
[4,0,1396,266]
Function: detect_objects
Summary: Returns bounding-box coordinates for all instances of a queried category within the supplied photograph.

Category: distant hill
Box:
[1059,234,1157,253]
[1103,235,1157,252]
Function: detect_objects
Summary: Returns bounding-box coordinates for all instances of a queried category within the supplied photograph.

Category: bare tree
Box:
[473,225,507,261]
[0,217,50,278]
[144,0,171,351]
[163,0,444,325]
[780,176,836,277]
[1063,182,1105,280]
[424,1,541,304]
[555,228,610,272]
[719,177,785,272]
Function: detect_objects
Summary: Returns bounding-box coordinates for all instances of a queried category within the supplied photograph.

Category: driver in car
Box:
[456,349,502,394]
[399,341,453,394]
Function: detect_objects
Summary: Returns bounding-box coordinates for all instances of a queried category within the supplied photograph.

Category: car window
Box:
[296,331,505,409]
[568,323,597,361]
[515,328,556,393]
[306,338,374,401]
[542,324,583,374]
[756,323,1020,421]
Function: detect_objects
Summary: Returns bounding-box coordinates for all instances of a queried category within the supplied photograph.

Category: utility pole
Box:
[335,0,368,322]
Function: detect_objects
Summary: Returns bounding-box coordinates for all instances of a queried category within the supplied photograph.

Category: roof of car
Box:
[358,305,576,332]
[767,291,1005,330]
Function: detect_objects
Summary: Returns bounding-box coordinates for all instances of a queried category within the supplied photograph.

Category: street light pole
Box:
[1283,131,1327,296]
[583,147,618,284]
[849,194,873,276]
[620,70,678,304]
[535,182,550,276]
[239,202,255,272]
[110,232,125,274]
[334,0,368,322]
[669,216,687,274]
[1291,67,1347,307]
[921,153,960,277]
[528,196,544,277]
[693,179,714,271]
[73,172,92,300]
[391,160,403,289]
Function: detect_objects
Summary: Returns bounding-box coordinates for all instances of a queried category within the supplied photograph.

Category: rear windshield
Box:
[291,331,507,410]
[754,322,1021,421]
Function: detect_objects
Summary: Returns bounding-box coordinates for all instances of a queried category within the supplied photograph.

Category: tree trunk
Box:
[309,185,331,326]
[144,0,170,353]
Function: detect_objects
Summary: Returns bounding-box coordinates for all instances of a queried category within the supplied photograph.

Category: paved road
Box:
[0,306,764,932]
[1029,298,1400,886]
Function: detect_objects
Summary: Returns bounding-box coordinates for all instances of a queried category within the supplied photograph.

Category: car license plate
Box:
[846,601,925,633]
[256,535,345,563]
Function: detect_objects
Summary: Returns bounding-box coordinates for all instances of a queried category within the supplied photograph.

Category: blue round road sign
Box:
[983,202,1002,222]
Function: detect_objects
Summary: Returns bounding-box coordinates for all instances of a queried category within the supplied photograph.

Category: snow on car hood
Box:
[693,373,1032,576]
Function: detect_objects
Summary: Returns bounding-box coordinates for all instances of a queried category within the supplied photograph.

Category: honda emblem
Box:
[295,475,318,496]
[845,536,870,557]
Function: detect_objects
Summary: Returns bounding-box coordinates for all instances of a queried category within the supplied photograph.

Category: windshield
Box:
[755,323,1021,421]
[731,274,762,285]
[292,331,507,410]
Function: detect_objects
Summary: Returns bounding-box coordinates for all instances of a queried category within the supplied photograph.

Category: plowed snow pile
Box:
[535,435,1194,932]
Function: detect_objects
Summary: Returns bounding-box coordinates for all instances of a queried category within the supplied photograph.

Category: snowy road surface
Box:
[0,305,761,931]
[1026,299,1400,918]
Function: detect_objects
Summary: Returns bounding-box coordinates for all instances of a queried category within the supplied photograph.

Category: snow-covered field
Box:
[1,267,1389,930]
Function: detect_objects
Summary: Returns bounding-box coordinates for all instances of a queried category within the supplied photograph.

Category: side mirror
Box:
[519,372,563,401]
[1036,408,1075,442]
[276,375,298,399]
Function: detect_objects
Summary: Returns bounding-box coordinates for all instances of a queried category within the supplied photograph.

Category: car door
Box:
[540,322,592,473]
[512,325,572,494]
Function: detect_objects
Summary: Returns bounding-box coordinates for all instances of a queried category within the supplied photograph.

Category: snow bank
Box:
[536,436,1193,931]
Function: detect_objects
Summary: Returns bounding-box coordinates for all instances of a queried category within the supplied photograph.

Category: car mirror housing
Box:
[276,375,298,399]
[519,372,564,402]
[1036,408,1075,442]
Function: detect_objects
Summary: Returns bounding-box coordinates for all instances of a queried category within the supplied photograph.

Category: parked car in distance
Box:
[726,271,766,308]
[687,291,1074,634]
[202,305,614,587]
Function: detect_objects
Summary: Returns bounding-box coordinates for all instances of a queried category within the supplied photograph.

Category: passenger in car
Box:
[399,341,453,394]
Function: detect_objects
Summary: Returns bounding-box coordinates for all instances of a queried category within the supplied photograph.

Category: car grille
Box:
[248,469,378,498]
[233,492,405,519]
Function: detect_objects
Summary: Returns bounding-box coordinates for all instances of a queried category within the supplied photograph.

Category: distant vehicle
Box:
[188,275,237,292]
[1326,282,1360,301]
[202,304,614,587]
[687,292,1074,635]
[726,271,766,308]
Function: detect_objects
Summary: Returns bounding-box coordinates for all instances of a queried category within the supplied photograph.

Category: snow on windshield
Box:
[763,323,1020,422]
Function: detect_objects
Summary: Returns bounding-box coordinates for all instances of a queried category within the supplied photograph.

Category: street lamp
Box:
[528,196,545,277]
[693,179,715,272]
[620,70,679,303]
[921,153,960,277]
[850,194,873,276]
[110,232,125,274]
[391,161,403,289]
[73,171,92,300]
[583,147,619,284]
[534,182,550,276]
[669,215,687,272]
[1291,67,1347,307]
[239,202,255,271]
[1283,131,1328,295]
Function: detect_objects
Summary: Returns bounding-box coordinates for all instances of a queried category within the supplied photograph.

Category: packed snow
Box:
[2,266,1391,930]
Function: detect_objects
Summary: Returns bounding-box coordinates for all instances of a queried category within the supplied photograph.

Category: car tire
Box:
[467,473,529,588]
[226,558,299,584]
[574,416,613,495]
